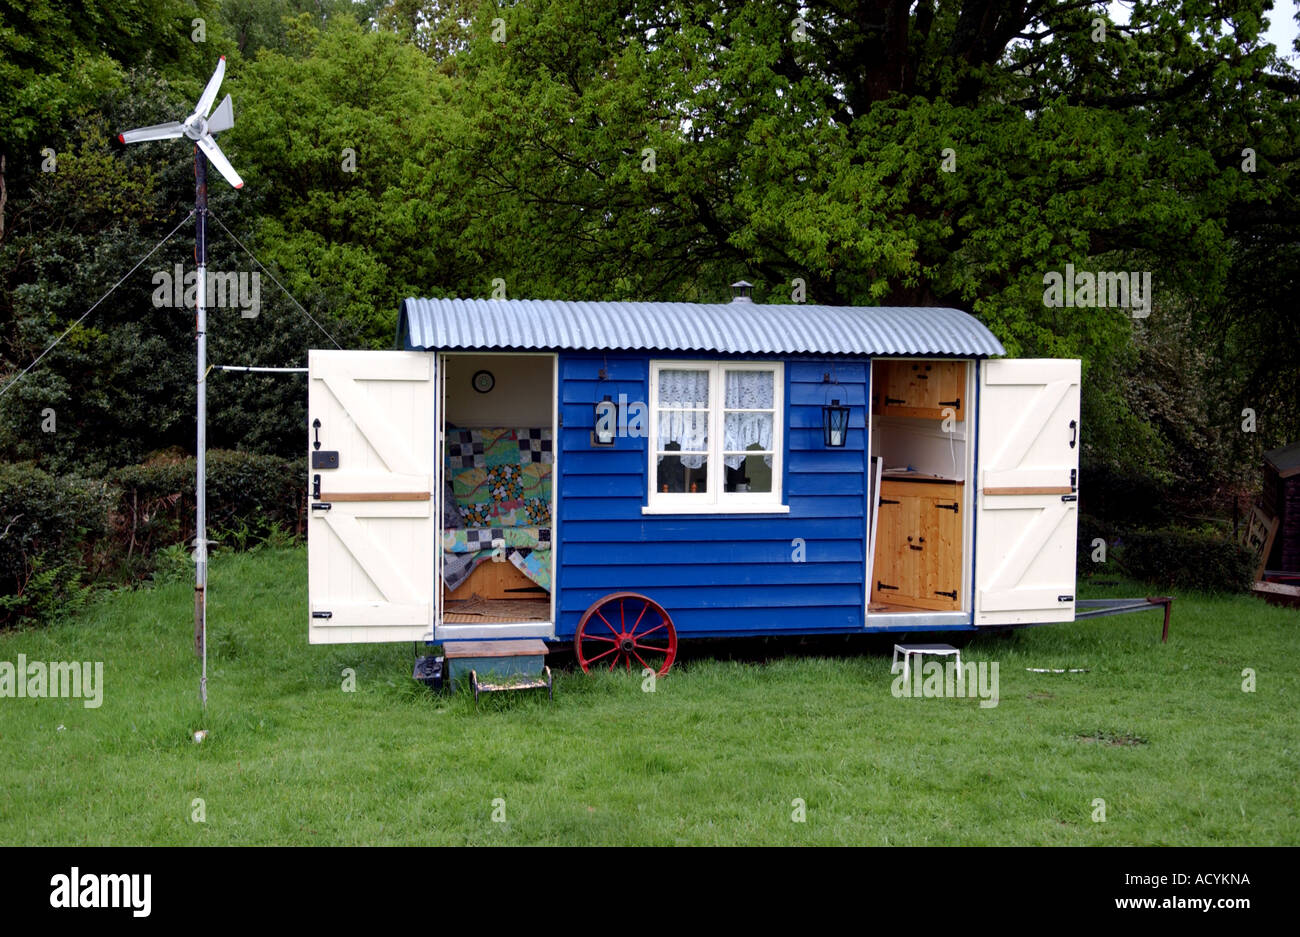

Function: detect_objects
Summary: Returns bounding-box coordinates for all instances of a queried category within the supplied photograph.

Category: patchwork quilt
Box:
[442,428,553,592]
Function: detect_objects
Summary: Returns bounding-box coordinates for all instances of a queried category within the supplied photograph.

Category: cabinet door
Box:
[878,361,966,420]
[902,361,942,411]
[916,493,962,609]
[933,362,965,420]
[871,492,914,604]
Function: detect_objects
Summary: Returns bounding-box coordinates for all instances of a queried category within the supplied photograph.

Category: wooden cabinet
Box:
[872,478,963,610]
[872,360,966,420]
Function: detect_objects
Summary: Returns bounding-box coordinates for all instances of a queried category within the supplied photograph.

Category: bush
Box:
[0,463,114,627]
[113,449,305,555]
[0,451,305,628]
[1115,527,1255,593]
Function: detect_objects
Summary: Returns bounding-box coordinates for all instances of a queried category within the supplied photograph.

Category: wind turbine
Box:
[118,56,244,708]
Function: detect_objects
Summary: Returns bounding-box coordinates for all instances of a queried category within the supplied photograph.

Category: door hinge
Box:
[1058,595,1074,602]
[938,398,960,408]
[311,502,332,511]
[937,501,958,513]
[876,581,898,591]
[880,497,900,505]
[884,396,906,406]
[934,589,957,600]
[1061,494,1078,502]
[312,611,333,619]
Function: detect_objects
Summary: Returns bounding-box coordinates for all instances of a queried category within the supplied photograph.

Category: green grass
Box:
[1,547,1296,845]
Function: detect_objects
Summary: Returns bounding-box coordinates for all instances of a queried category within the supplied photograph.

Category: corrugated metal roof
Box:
[398,298,1005,358]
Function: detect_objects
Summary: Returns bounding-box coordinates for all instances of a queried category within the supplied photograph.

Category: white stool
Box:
[892,643,961,683]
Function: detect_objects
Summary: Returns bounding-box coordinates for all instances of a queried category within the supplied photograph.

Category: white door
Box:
[974,359,1080,626]
[307,350,436,644]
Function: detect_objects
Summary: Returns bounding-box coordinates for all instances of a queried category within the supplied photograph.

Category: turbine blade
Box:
[118,122,186,144]
[197,134,244,189]
[207,95,234,134]
[194,56,226,119]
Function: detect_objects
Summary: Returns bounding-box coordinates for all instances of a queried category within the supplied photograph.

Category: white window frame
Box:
[644,360,788,515]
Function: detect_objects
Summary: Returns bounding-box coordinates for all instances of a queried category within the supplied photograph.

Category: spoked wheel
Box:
[575,592,677,676]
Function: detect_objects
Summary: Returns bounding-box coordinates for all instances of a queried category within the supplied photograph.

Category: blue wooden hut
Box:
[305,288,1081,674]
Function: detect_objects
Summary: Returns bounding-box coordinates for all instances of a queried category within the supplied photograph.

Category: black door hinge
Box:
[938,398,960,408]
[1058,595,1074,602]
[876,581,898,591]
[312,611,333,619]
[885,397,906,405]
[880,497,900,505]
[311,502,331,511]
[934,589,957,600]
[937,502,958,513]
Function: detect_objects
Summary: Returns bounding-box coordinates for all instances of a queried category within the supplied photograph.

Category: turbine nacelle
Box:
[117,56,243,190]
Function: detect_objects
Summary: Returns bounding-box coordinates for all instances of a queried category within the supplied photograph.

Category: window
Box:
[646,361,786,513]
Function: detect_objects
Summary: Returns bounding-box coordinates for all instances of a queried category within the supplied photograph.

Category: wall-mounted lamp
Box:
[593,394,617,446]
[823,399,850,447]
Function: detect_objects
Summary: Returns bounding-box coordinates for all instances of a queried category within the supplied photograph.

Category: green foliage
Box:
[1117,527,1256,594]
[0,462,112,627]
[150,543,192,586]
[114,448,304,555]
[0,450,302,627]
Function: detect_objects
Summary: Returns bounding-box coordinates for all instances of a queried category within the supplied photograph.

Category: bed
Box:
[441,427,552,596]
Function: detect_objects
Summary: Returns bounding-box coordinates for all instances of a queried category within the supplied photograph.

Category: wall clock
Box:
[471,369,495,394]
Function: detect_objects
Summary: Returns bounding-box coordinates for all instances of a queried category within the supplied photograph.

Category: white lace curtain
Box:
[657,369,775,470]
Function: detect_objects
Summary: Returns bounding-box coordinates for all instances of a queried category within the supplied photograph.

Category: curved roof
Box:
[398,297,1005,358]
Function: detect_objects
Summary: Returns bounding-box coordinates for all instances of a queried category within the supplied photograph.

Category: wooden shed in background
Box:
[1262,441,1300,574]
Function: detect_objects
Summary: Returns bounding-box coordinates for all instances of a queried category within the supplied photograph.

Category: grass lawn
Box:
[1,546,1296,845]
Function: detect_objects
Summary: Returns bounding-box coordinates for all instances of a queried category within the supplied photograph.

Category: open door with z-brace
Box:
[307,350,437,644]
[974,358,1081,626]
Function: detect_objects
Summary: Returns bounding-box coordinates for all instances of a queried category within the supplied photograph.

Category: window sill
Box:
[641,503,791,515]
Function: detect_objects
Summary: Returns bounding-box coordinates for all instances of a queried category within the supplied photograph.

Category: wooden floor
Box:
[443,597,551,623]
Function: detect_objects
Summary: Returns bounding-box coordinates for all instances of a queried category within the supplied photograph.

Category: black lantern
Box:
[593,394,617,446]
[822,399,850,447]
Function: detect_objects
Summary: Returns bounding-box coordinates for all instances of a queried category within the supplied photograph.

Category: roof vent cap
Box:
[730,280,754,303]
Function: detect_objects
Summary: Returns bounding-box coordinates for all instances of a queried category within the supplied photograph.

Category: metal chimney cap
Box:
[730,280,754,303]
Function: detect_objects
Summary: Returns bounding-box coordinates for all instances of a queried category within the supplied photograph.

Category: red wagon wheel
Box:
[575,592,677,676]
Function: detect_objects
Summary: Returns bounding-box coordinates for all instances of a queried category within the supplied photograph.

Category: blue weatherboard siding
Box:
[556,353,869,639]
